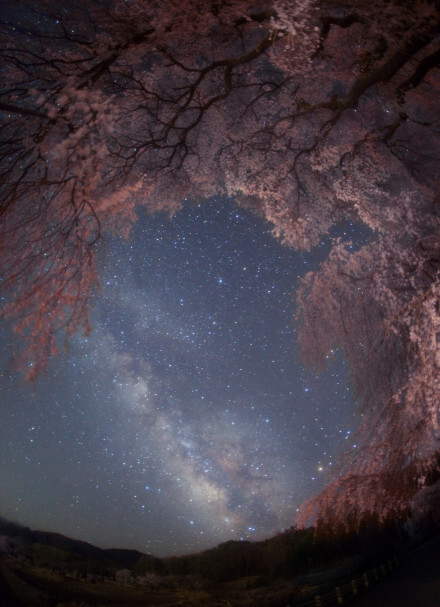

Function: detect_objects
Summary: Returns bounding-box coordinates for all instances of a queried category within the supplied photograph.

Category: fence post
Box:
[363,572,369,588]
[351,579,357,595]
[314,596,322,607]
[335,586,343,604]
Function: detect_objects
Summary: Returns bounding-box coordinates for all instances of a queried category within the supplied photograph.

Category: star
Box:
[0,199,360,555]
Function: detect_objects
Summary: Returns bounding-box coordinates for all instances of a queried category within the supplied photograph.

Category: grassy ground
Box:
[1,557,207,606]
[0,556,314,607]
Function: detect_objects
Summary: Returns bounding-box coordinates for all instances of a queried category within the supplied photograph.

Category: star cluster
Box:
[0,199,360,556]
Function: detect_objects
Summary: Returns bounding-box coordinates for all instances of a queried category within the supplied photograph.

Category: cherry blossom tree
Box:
[296,234,440,527]
[1,0,440,525]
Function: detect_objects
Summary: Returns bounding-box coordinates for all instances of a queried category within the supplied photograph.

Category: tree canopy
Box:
[1,0,440,527]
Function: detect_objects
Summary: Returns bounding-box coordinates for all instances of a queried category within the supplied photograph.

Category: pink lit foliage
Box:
[1,0,440,523]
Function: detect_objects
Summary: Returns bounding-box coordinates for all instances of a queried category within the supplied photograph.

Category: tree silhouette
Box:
[1,0,439,524]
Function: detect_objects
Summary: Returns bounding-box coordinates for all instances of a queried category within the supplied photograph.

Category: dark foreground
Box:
[350,534,440,607]
[1,528,439,607]
[0,556,315,607]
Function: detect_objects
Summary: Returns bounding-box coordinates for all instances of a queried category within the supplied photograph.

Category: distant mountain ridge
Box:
[0,516,144,567]
[1,513,420,586]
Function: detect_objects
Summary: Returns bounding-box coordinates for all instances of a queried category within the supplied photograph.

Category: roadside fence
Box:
[293,555,400,607]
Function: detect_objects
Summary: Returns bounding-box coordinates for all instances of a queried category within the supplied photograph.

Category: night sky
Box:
[0,198,362,556]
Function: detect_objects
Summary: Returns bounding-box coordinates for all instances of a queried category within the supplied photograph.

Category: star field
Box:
[0,199,361,556]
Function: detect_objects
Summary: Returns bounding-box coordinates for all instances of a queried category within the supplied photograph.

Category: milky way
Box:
[0,199,362,556]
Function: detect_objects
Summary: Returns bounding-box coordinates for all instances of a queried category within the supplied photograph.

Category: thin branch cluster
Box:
[1,0,440,526]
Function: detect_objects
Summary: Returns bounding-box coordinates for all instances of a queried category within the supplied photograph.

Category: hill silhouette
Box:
[0,515,438,606]
[0,517,142,568]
